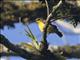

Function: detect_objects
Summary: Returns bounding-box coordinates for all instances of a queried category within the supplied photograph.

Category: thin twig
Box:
[45,0,49,17]
[25,24,39,49]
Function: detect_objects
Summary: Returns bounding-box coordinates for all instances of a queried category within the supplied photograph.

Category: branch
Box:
[25,24,39,49]
[0,52,18,56]
[49,45,80,58]
[45,0,49,16]
[0,34,65,60]
[1,45,80,58]
[0,34,39,59]
[41,0,62,51]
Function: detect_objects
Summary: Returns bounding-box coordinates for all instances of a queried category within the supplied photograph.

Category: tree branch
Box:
[0,34,39,59]
[50,45,80,58]
[45,0,49,16]
[0,52,18,56]
[0,34,65,60]
[41,0,62,52]
[1,45,80,58]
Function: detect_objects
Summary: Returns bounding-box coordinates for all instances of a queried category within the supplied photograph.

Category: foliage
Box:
[0,0,80,29]
[54,1,80,27]
[0,1,47,29]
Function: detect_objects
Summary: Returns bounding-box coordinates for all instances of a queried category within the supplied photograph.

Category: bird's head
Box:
[36,18,43,23]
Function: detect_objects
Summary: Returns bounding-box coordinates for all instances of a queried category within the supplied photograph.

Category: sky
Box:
[1,21,80,45]
[0,21,80,60]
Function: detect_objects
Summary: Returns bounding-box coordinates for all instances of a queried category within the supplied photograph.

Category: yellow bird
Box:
[36,18,45,32]
[36,18,63,37]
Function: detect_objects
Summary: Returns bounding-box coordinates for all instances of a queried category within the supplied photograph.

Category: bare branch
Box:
[45,0,49,17]
[1,45,80,58]
[0,34,39,59]
[41,0,62,52]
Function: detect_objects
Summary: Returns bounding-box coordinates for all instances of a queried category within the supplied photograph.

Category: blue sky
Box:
[0,22,80,60]
[1,21,80,45]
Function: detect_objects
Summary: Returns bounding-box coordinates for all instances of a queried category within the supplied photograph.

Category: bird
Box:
[36,18,45,32]
[36,18,63,37]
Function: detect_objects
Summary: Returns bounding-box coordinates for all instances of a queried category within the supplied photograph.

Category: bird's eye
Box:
[36,18,40,21]
[38,18,40,20]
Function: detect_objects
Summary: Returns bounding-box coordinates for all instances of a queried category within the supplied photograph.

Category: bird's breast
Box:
[38,22,45,32]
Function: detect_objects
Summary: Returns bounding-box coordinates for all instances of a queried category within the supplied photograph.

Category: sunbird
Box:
[36,18,63,37]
